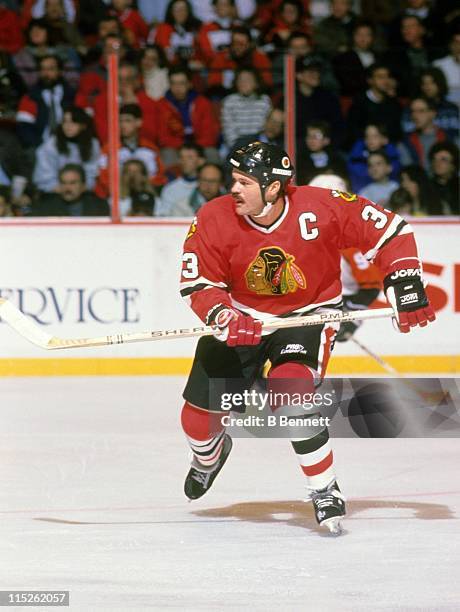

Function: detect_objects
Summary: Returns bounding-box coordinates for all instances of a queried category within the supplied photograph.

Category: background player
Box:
[179,143,435,535]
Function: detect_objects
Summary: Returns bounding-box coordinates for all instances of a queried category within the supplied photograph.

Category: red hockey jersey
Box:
[180,186,420,324]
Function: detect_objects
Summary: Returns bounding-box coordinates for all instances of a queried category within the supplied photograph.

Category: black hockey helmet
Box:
[229,142,294,190]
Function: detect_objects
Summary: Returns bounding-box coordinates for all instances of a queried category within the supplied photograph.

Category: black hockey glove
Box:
[383,268,436,333]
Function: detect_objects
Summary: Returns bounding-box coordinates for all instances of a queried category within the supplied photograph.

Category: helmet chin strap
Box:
[252,184,274,218]
[252,202,273,218]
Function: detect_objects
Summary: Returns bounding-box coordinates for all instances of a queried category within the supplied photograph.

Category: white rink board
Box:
[0,221,458,359]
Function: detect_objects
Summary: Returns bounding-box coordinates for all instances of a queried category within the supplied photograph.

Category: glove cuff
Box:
[205,303,234,326]
[383,267,422,292]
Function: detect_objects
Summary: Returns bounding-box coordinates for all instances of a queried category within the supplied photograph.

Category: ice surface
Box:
[0,377,459,611]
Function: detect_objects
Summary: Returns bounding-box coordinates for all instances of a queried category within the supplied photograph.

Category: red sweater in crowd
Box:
[0,7,24,54]
[111,8,149,48]
[156,95,220,148]
[92,89,161,145]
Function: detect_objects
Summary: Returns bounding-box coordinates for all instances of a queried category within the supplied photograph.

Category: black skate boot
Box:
[309,480,346,536]
[184,435,233,500]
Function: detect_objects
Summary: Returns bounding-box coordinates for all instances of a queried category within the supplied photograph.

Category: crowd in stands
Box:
[0,0,458,218]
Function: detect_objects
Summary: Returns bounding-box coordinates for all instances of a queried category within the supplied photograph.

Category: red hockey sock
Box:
[181,402,226,468]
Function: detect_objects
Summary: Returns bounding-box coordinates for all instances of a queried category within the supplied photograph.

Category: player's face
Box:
[231,170,264,216]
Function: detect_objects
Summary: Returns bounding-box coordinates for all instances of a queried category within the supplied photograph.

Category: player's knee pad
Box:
[181,401,224,440]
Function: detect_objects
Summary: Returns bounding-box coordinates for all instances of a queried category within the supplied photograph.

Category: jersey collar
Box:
[243,196,290,234]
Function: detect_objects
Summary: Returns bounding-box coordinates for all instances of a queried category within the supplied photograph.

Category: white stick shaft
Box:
[0,298,393,351]
[351,337,400,375]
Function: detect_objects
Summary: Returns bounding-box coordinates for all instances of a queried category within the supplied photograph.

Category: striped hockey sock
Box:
[269,362,336,490]
[181,402,226,469]
[291,427,336,490]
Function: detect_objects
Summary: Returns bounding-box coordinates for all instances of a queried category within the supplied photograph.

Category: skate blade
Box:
[321,517,343,536]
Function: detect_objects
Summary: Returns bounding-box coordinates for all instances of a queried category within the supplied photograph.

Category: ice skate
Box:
[309,480,346,536]
[184,434,233,500]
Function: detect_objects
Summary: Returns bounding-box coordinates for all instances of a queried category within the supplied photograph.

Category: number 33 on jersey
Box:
[180,186,419,324]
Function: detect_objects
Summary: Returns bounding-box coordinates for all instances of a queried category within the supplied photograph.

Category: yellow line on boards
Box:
[0,356,458,376]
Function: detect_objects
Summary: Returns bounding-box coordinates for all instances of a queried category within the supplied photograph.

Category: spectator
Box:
[388,0,441,49]
[401,67,459,143]
[150,0,201,65]
[429,141,459,214]
[399,164,443,215]
[295,56,344,149]
[347,123,401,191]
[140,45,169,101]
[404,97,447,170]
[359,151,399,206]
[30,164,109,216]
[31,0,76,23]
[76,34,129,112]
[196,0,239,67]
[314,0,357,58]
[33,107,100,192]
[120,159,158,217]
[345,63,402,147]
[296,120,347,185]
[0,2,24,54]
[333,20,378,97]
[0,51,26,119]
[109,0,148,49]
[433,31,460,107]
[82,16,123,67]
[0,186,13,217]
[384,15,432,97]
[264,0,311,49]
[92,61,160,145]
[188,162,225,212]
[272,31,338,92]
[190,0,255,23]
[231,107,285,151]
[207,26,272,96]
[156,143,205,216]
[388,187,414,216]
[95,104,166,198]
[222,68,272,149]
[77,1,114,42]
[16,54,75,149]
[13,20,59,90]
[13,17,81,89]
[157,66,220,166]
[0,128,32,194]
[32,0,83,51]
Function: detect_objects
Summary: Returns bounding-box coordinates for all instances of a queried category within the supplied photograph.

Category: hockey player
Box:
[179,142,435,535]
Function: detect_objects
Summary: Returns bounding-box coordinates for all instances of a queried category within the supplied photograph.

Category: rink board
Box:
[0,219,458,375]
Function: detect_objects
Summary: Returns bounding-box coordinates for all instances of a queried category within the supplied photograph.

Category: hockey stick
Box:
[350,336,446,403]
[0,298,393,351]
[351,337,400,376]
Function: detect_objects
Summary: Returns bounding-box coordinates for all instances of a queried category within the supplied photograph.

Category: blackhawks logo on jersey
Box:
[246,247,306,296]
[331,190,358,202]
